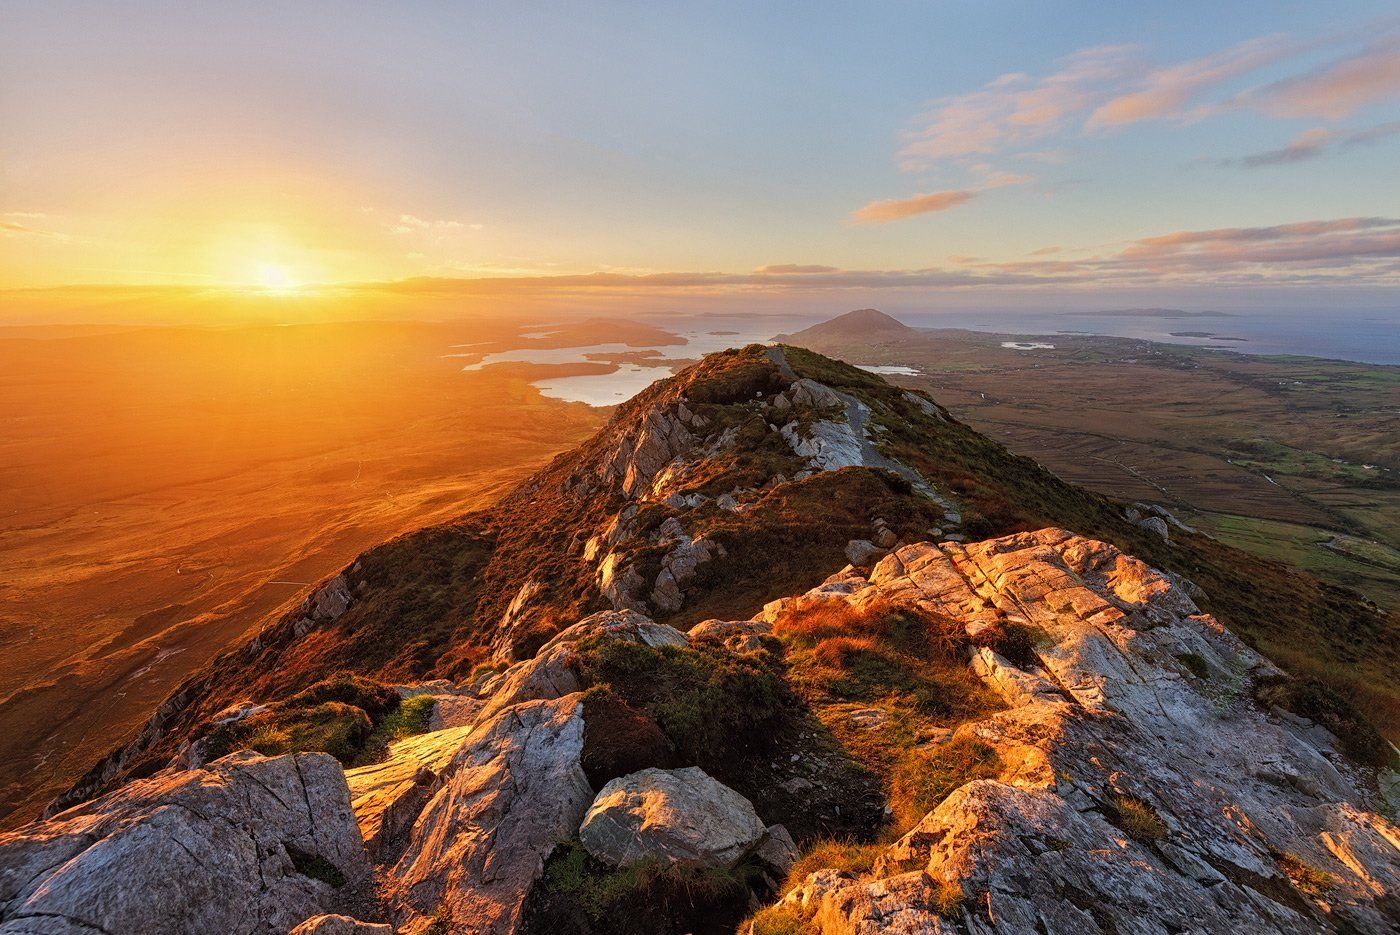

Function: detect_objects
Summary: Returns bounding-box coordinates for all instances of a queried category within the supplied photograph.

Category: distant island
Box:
[1074,308,1239,319]
[1170,331,1248,341]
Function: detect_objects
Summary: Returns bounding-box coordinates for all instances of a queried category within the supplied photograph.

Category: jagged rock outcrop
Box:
[26,344,1398,934]
[0,751,369,935]
[579,767,767,870]
[385,694,592,935]
[772,529,1400,933]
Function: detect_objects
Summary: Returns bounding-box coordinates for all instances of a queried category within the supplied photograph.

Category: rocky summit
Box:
[1,345,1396,934]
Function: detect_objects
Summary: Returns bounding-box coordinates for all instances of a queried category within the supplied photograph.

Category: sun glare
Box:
[256,265,297,291]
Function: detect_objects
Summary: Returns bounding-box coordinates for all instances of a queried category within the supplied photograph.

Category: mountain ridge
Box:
[4,343,1396,934]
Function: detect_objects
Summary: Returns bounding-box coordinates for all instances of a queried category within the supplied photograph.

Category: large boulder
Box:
[384,694,592,935]
[579,767,766,870]
[0,751,368,935]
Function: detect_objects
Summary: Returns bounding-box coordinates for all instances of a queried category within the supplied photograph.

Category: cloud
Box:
[850,190,977,223]
[891,27,1400,181]
[1223,121,1400,167]
[1248,38,1400,119]
[1235,127,1336,167]
[1,214,68,241]
[898,45,1139,169]
[368,215,1400,296]
[1086,35,1294,128]
[754,264,839,274]
[387,213,481,235]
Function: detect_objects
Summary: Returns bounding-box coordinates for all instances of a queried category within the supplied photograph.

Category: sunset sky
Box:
[3,1,1399,312]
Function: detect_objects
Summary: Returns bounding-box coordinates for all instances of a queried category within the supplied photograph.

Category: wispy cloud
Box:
[390,213,483,235]
[850,189,978,223]
[1,213,69,241]
[898,44,1140,170]
[1247,37,1400,119]
[1222,120,1400,167]
[754,264,840,274]
[891,26,1400,185]
[1085,35,1295,128]
[372,215,1400,294]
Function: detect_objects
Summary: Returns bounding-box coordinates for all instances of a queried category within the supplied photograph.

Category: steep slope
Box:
[53,344,1394,812]
[10,344,1396,935]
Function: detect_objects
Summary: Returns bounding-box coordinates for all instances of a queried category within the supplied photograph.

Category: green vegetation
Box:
[773,596,1003,825]
[748,904,809,935]
[1254,676,1392,769]
[1176,653,1210,680]
[423,906,452,935]
[1274,851,1335,897]
[246,702,372,763]
[784,837,884,883]
[525,839,764,935]
[1109,794,1168,844]
[352,693,437,766]
[201,673,435,767]
[889,736,1001,829]
[1198,512,1400,613]
[575,638,791,768]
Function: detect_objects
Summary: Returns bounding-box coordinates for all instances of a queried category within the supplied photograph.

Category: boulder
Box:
[754,824,799,876]
[844,538,884,567]
[384,695,592,935]
[0,751,368,935]
[579,767,766,870]
[688,618,772,653]
[1135,514,1171,541]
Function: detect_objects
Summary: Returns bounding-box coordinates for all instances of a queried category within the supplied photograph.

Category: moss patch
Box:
[522,840,765,935]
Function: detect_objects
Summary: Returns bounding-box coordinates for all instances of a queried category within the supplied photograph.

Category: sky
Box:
[2,1,1400,315]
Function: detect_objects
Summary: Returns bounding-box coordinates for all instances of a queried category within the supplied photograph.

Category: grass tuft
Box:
[1109,794,1167,844]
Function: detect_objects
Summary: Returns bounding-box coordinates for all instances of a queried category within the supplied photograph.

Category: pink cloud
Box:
[1086,35,1294,128]
[374,215,1400,296]
[898,45,1139,168]
[850,190,977,223]
[1250,38,1400,119]
[755,264,840,274]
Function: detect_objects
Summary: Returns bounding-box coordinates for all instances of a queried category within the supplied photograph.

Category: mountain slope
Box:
[9,344,1397,935]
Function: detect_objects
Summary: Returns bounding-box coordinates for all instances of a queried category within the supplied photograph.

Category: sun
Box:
[256,264,297,291]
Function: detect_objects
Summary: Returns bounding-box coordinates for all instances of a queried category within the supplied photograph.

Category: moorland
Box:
[783,314,1400,614]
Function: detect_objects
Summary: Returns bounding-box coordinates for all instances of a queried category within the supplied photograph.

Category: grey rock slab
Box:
[384,694,591,935]
[0,751,369,935]
[580,767,766,870]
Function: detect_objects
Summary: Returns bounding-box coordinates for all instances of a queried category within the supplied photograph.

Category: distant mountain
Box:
[11,344,1396,935]
[774,308,917,343]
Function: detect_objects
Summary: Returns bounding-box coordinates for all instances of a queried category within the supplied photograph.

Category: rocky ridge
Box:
[4,345,1396,933]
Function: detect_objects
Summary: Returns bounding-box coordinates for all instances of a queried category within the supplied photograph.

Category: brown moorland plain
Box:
[784,322,1400,612]
[0,318,606,825]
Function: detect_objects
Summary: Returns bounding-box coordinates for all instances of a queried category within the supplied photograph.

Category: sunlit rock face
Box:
[0,751,370,935]
[773,529,1400,934]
